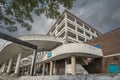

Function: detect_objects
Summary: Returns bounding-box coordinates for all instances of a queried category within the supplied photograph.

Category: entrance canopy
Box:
[39,43,103,62]
[0,34,63,64]
[21,43,103,67]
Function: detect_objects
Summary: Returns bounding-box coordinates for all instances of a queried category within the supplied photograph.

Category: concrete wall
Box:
[19,74,120,80]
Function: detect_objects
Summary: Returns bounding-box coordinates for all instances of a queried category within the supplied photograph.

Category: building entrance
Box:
[56,59,65,75]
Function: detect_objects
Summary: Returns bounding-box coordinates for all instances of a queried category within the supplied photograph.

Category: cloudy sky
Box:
[0,0,120,47]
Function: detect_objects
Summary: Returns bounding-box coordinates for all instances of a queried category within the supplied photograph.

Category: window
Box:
[68,31,76,39]
[92,35,95,39]
[59,32,65,38]
[57,16,64,25]
[58,23,65,32]
[91,29,95,33]
[114,56,118,61]
[78,36,84,41]
[85,32,90,37]
[96,33,100,36]
[84,25,89,30]
[77,28,84,34]
[68,22,75,30]
[66,57,71,64]
[77,20,83,26]
[68,40,73,43]
[67,14,75,22]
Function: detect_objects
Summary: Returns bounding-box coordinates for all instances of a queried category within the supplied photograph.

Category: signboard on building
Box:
[109,64,119,73]
[95,44,101,48]
[47,52,52,58]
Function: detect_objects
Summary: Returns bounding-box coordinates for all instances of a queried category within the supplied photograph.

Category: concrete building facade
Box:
[0,10,119,76]
[47,10,101,43]
[0,10,104,76]
[0,35,103,76]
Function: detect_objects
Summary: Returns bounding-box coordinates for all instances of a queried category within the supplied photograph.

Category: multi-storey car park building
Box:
[0,10,103,76]
[0,10,119,76]
[47,10,101,43]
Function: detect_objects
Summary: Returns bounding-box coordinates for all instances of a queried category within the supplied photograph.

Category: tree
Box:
[0,0,75,32]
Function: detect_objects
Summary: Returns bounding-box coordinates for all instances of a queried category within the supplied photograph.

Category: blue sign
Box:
[95,44,101,48]
[47,52,52,58]
[109,64,119,73]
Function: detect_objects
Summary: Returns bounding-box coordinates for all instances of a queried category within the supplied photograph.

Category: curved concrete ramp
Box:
[41,43,103,62]
[0,34,63,64]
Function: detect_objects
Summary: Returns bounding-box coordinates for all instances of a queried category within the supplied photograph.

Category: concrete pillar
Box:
[34,64,38,75]
[30,50,37,76]
[45,63,48,75]
[42,63,45,76]
[65,59,67,75]
[28,66,30,75]
[64,12,68,44]
[50,61,53,76]
[14,52,22,74]
[21,67,24,75]
[83,24,86,42]
[38,63,41,70]
[89,28,92,39]
[71,56,76,75]
[36,64,39,75]
[24,67,27,75]
[37,64,41,74]
[35,64,38,73]
[37,64,39,72]
[1,62,6,73]
[55,24,58,36]
[7,58,13,74]
[33,64,36,75]
[27,66,29,75]
[53,61,56,75]
[75,18,78,40]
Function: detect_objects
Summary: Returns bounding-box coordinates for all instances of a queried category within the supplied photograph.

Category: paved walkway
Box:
[0,74,19,80]
[0,74,120,80]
